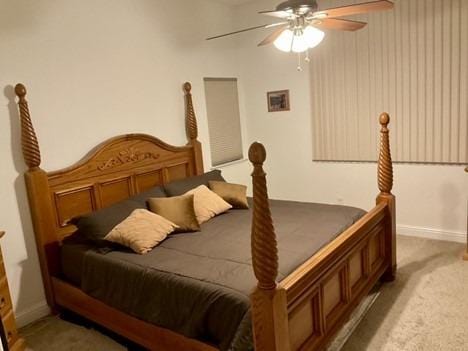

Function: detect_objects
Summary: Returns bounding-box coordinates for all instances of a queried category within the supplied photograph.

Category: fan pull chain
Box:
[305,49,310,63]
[297,52,302,71]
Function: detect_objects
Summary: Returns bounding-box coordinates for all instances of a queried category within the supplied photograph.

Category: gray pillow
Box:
[129,186,166,206]
[72,200,144,241]
[164,170,225,196]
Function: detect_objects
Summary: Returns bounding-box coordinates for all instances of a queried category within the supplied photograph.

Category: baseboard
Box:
[15,300,50,328]
[397,225,466,244]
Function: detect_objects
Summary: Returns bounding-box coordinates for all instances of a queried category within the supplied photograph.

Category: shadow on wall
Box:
[4,85,46,318]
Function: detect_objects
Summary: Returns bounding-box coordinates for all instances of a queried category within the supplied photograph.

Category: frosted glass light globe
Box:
[292,33,309,53]
[304,26,325,48]
[274,29,294,52]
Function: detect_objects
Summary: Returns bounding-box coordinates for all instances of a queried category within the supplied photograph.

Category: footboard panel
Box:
[249,114,395,351]
[281,203,389,350]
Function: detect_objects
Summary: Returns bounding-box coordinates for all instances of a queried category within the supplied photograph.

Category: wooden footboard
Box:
[249,113,396,351]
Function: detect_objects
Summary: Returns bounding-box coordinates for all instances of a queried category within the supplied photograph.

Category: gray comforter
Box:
[76,200,365,350]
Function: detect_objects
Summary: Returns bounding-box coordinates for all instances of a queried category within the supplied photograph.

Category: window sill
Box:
[211,158,248,169]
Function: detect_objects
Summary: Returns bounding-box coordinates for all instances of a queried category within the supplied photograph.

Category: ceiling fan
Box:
[207,0,394,69]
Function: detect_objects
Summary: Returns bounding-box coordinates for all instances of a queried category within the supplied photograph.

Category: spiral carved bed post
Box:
[376,113,397,281]
[249,142,291,351]
[183,82,204,175]
[15,84,58,310]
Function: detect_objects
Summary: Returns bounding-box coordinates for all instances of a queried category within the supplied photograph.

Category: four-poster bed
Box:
[15,82,395,351]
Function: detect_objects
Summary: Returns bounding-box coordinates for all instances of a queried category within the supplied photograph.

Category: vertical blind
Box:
[204,78,244,166]
[310,0,468,164]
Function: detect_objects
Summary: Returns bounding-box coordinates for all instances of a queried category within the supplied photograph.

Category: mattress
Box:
[60,199,365,351]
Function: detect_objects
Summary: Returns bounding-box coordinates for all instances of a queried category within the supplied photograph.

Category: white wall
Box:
[1,0,466,328]
[234,0,467,241]
[0,0,248,325]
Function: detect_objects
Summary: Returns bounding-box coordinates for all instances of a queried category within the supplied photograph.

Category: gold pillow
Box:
[208,181,249,209]
[184,185,232,224]
[147,194,200,232]
[104,209,178,254]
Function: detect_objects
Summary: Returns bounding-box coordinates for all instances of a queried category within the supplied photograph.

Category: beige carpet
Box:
[20,236,468,351]
[341,236,468,351]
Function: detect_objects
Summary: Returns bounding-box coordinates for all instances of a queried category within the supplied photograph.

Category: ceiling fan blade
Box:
[258,25,288,47]
[313,0,394,19]
[313,18,367,31]
[206,22,288,41]
[259,10,293,19]
[206,24,270,40]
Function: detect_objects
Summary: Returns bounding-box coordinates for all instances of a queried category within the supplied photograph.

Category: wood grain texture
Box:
[53,278,217,351]
[378,113,393,194]
[248,142,291,351]
[15,82,208,349]
[16,78,396,351]
[249,114,396,350]
[464,167,468,261]
[14,84,41,169]
[249,142,278,290]
[0,232,25,351]
[184,82,204,175]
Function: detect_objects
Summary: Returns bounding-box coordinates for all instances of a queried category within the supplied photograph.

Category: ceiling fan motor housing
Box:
[276,0,319,14]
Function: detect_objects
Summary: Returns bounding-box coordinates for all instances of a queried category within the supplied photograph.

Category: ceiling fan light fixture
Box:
[274,29,294,52]
[273,25,324,53]
[303,26,325,48]
[291,30,309,53]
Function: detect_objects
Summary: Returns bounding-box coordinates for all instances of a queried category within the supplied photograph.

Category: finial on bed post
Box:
[183,82,198,141]
[377,113,393,195]
[15,83,41,170]
[376,113,396,282]
[249,142,278,290]
[183,82,204,175]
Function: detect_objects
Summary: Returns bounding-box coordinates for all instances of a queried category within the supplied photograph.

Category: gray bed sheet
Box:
[60,199,365,351]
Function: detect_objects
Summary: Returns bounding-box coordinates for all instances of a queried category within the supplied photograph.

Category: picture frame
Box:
[267,90,290,112]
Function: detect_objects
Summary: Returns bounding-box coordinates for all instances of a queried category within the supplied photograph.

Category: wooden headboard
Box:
[15,82,204,308]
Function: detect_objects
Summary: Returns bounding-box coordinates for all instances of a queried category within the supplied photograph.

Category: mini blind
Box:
[310,0,468,164]
[204,78,243,166]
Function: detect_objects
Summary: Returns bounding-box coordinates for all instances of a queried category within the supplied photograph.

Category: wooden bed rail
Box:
[248,113,396,350]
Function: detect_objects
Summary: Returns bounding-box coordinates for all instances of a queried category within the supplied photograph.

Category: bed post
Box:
[183,82,204,175]
[249,142,290,351]
[376,113,396,281]
[15,84,58,311]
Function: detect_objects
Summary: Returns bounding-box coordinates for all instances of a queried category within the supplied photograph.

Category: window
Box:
[310,0,468,164]
[204,78,244,166]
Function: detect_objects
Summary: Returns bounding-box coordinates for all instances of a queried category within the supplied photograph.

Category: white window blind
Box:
[310,0,468,164]
[204,78,244,166]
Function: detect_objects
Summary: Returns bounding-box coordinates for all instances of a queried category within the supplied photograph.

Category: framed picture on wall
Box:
[267,90,290,112]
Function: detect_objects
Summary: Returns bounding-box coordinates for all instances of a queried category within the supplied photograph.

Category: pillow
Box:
[147,195,200,232]
[104,209,178,254]
[129,185,167,206]
[72,200,144,241]
[164,170,225,196]
[184,185,232,224]
[208,181,249,209]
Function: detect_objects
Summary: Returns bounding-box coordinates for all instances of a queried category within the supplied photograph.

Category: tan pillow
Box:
[104,209,178,254]
[184,185,232,224]
[147,194,200,232]
[208,181,249,209]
